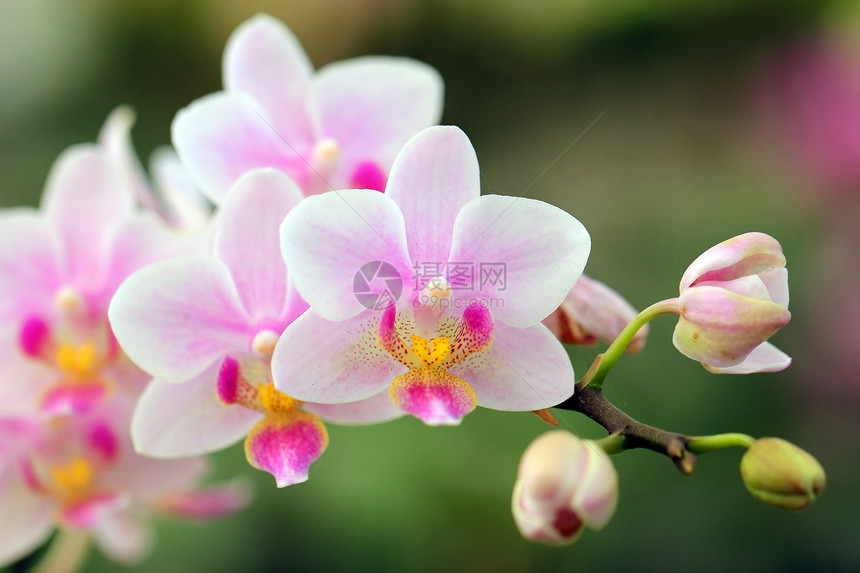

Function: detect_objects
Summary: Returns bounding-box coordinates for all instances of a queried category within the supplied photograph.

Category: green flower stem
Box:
[33,528,89,573]
[593,432,626,455]
[686,433,755,454]
[581,298,680,390]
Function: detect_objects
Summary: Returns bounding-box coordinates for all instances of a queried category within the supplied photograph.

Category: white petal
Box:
[108,256,252,382]
[272,309,405,403]
[448,195,591,327]
[385,126,479,265]
[279,189,412,322]
[450,321,575,411]
[131,368,261,458]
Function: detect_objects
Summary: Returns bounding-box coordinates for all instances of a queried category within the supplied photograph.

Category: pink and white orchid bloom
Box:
[172,13,444,202]
[0,398,248,567]
[274,126,591,426]
[0,142,194,416]
[108,169,401,487]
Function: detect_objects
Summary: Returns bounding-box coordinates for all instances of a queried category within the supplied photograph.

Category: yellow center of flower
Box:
[257,383,296,413]
[56,343,100,379]
[411,335,450,366]
[50,457,94,500]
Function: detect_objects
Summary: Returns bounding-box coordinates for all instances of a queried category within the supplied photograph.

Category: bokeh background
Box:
[3,0,860,571]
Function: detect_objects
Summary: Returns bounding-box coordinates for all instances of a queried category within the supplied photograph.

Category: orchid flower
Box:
[109,169,402,487]
[0,142,194,416]
[0,398,248,567]
[274,126,591,426]
[172,13,444,202]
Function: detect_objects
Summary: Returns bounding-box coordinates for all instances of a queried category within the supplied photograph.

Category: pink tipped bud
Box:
[542,275,648,353]
[512,430,618,545]
[673,233,792,373]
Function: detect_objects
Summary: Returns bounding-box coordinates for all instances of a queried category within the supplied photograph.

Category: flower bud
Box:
[512,430,618,545]
[740,438,826,510]
[673,233,792,373]
[542,275,648,353]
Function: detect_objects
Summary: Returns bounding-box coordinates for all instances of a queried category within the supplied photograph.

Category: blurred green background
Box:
[3,0,860,571]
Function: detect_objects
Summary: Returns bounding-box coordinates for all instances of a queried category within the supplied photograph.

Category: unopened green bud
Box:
[740,438,825,510]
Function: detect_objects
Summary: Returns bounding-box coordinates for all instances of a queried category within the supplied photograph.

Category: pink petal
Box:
[97,106,162,213]
[680,232,786,292]
[272,309,405,403]
[149,146,213,230]
[106,452,209,499]
[131,368,262,458]
[99,211,199,313]
[60,493,123,528]
[0,210,61,322]
[41,382,109,416]
[172,93,309,204]
[223,14,314,147]
[304,389,404,425]
[40,145,134,285]
[0,468,53,564]
[91,509,154,565]
[450,321,575,411]
[279,189,412,321]
[448,195,591,327]
[704,341,791,374]
[158,480,251,520]
[312,56,443,183]
[244,410,329,487]
[214,169,303,323]
[108,256,252,382]
[0,342,53,415]
[384,126,480,266]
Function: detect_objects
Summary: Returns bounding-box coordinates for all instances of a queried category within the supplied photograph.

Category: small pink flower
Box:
[0,398,245,566]
[542,274,648,352]
[512,430,618,545]
[673,232,791,373]
[0,141,193,416]
[172,13,444,202]
[109,169,400,487]
[274,126,591,425]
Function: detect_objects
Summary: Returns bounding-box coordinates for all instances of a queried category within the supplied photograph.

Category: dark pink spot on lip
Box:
[217,357,240,404]
[552,507,583,539]
[88,422,118,463]
[19,316,50,358]
[350,161,387,193]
